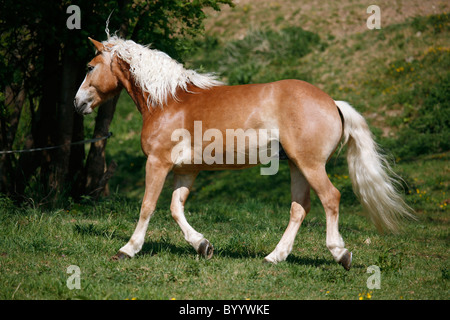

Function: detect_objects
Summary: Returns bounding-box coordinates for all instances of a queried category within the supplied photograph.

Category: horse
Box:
[74,36,414,270]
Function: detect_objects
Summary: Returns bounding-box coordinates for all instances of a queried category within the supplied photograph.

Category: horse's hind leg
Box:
[171,172,213,259]
[301,164,352,270]
[264,160,311,264]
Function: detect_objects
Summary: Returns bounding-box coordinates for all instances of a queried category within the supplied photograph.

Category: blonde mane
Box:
[103,36,223,108]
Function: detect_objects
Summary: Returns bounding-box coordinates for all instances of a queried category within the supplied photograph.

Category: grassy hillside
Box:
[0,1,448,300]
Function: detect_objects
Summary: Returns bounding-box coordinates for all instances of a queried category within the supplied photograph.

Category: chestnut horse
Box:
[74,37,413,270]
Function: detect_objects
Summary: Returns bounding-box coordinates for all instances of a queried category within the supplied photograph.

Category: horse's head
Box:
[74,38,122,115]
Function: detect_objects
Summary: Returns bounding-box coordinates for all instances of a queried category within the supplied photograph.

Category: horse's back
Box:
[154,79,343,166]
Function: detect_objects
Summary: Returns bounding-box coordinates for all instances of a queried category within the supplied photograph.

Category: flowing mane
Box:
[103,36,223,108]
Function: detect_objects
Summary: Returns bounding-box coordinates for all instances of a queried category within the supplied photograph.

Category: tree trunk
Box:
[0,84,25,194]
[69,112,85,186]
[54,52,85,197]
[73,94,120,199]
[33,42,61,200]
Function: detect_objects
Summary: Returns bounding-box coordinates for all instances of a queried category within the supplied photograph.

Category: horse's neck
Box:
[114,57,200,120]
[127,84,152,116]
[114,58,155,117]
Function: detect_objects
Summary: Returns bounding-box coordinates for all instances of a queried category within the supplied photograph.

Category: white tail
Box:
[335,100,415,233]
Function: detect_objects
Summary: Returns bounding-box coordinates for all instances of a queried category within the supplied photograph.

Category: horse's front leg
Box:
[113,156,171,259]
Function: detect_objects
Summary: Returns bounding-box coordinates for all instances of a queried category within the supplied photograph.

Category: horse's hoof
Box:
[263,258,277,265]
[111,251,131,261]
[197,239,214,259]
[339,251,352,271]
[262,254,278,264]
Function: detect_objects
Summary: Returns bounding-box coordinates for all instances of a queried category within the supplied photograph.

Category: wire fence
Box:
[0,132,113,155]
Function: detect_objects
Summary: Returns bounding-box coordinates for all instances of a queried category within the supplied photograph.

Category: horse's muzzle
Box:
[73,97,93,115]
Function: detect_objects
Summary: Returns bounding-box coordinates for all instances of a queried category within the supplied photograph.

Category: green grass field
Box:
[0,152,448,300]
[0,1,448,300]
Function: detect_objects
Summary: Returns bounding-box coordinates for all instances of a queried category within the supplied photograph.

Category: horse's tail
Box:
[335,100,415,233]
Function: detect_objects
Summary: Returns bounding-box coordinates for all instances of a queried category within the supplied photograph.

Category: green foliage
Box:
[190,26,322,84]
[110,0,234,60]
[0,194,16,212]
[383,51,450,158]
[0,0,233,92]
[411,12,450,34]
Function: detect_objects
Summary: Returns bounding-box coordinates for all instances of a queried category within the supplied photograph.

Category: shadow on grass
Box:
[140,240,191,257]
[138,239,338,268]
[286,255,335,267]
[73,223,356,269]
[217,248,336,268]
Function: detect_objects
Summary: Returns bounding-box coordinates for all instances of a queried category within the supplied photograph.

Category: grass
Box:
[0,150,448,300]
[1,1,449,300]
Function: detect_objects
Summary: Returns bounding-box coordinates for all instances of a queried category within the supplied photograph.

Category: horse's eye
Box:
[87,65,95,72]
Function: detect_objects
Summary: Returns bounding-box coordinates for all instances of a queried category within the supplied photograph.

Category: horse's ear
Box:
[88,37,105,53]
